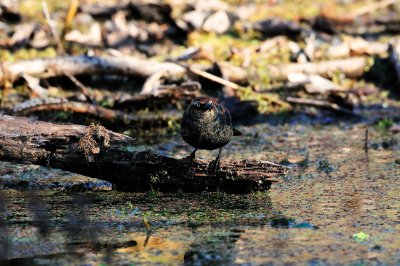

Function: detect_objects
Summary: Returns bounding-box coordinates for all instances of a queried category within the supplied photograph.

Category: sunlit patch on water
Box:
[116,231,190,264]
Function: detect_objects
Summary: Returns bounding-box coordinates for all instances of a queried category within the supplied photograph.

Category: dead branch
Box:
[12,98,179,127]
[220,57,370,84]
[63,71,93,102]
[42,0,64,54]
[0,115,288,193]
[0,55,186,82]
[0,55,369,88]
[349,0,397,18]
[188,65,245,91]
[320,38,388,59]
[268,57,370,80]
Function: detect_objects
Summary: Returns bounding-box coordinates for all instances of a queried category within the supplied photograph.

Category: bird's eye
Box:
[195,102,200,108]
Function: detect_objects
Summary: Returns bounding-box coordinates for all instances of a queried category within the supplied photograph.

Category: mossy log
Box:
[0,115,287,193]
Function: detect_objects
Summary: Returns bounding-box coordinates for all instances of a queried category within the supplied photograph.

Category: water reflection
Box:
[117,232,188,264]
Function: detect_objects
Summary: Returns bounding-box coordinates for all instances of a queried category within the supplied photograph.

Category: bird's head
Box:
[188,97,216,119]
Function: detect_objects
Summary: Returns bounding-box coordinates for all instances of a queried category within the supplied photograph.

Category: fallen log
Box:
[220,57,370,84]
[264,56,371,80]
[1,55,370,87]
[0,115,287,193]
[0,55,185,82]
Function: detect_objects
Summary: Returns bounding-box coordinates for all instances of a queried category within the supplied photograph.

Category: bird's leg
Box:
[189,148,197,162]
[208,148,222,175]
[214,147,222,169]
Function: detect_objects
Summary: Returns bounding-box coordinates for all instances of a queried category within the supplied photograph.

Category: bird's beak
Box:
[204,102,213,110]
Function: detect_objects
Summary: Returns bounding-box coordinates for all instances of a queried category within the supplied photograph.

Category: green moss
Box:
[13,85,30,97]
[236,87,290,114]
[253,190,270,199]
[147,187,161,200]
[0,47,57,62]
[120,201,137,215]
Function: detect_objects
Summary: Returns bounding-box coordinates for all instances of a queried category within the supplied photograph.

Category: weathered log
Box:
[0,115,287,193]
[0,55,185,82]
[1,55,370,87]
[319,38,387,59]
[265,57,370,80]
[220,57,370,84]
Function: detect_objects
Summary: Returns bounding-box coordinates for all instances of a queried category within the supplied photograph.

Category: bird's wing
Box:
[214,105,231,126]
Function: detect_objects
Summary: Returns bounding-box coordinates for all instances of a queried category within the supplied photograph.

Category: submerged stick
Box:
[0,115,287,193]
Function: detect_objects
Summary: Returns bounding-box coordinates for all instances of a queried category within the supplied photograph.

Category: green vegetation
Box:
[376,118,394,132]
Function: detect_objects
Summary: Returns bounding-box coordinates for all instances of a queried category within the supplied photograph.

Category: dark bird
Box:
[180,96,241,171]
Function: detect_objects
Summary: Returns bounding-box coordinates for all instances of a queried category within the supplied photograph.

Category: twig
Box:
[63,70,93,103]
[187,66,245,91]
[350,0,397,18]
[42,0,65,55]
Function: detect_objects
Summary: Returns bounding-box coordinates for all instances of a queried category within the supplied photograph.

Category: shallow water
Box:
[1,123,399,265]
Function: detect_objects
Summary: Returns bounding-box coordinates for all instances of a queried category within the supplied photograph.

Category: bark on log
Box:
[0,115,287,193]
[0,55,185,82]
[264,57,370,80]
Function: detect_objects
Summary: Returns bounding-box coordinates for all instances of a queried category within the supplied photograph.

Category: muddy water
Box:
[1,123,399,265]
